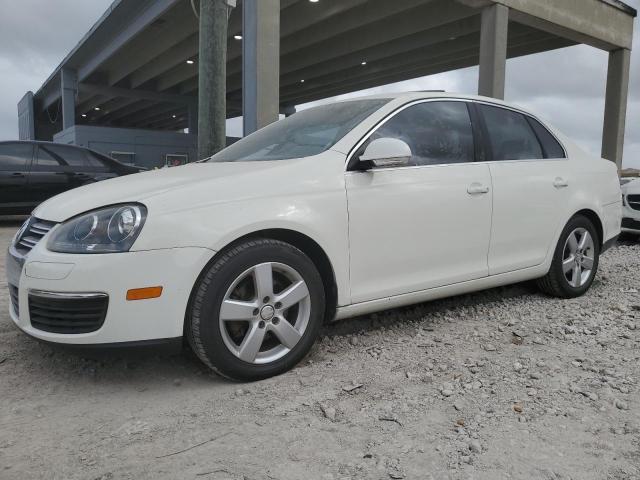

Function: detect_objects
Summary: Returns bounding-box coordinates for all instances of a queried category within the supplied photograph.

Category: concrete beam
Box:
[478,4,509,99]
[99,99,154,123]
[243,0,280,135]
[105,7,198,86]
[281,34,572,106]
[279,28,543,101]
[495,0,635,50]
[87,97,139,121]
[61,68,78,130]
[130,34,199,89]
[185,0,476,108]
[133,105,185,128]
[234,0,471,81]
[78,83,195,105]
[77,0,180,81]
[601,48,631,168]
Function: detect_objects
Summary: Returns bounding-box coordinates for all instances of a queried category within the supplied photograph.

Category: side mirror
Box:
[359,137,412,168]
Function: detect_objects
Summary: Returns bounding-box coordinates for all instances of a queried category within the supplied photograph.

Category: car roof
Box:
[334,91,521,109]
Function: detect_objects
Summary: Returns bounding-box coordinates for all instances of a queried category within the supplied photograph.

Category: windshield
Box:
[207,99,389,162]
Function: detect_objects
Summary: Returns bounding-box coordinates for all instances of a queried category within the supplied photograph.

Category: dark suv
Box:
[0,141,144,214]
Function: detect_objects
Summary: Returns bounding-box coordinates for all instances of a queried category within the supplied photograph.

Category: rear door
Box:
[475,103,570,275]
[0,142,34,210]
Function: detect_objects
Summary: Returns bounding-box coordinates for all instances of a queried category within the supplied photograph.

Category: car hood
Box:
[33,160,309,222]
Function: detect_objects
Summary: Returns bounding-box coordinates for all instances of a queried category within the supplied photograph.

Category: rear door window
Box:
[0,143,33,171]
[478,105,544,161]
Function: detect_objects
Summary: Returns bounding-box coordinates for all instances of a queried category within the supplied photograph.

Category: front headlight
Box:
[47,204,147,254]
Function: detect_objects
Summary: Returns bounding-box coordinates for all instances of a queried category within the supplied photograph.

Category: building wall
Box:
[53,125,198,169]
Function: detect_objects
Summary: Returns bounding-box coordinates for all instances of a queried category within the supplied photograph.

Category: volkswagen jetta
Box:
[6,93,622,380]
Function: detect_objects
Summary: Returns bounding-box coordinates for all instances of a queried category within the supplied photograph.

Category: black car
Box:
[0,141,144,215]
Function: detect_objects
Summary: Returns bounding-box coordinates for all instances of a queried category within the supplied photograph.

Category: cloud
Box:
[0,0,113,141]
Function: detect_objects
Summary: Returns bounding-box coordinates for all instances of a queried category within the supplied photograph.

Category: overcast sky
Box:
[0,0,637,167]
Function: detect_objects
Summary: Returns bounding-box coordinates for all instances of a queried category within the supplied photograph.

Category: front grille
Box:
[14,218,56,255]
[622,218,640,231]
[9,284,19,316]
[28,291,109,334]
[627,194,640,211]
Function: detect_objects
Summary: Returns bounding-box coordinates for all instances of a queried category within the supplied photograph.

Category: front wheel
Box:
[537,215,600,298]
[186,238,325,381]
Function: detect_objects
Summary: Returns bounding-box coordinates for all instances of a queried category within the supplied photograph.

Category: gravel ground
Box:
[1,218,639,480]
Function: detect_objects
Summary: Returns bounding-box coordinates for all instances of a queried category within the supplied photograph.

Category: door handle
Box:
[11,172,24,177]
[467,183,490,195]
[553,177,569,188]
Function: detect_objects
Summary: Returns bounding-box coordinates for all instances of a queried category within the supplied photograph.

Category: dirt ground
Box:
[0,218,639,480]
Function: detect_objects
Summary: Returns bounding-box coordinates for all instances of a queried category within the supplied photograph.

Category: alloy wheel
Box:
[218,262,311,364]
[562,227,595,288]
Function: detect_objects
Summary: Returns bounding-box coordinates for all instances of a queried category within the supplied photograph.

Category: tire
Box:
[537,215,600,298]
[186,238,325,381]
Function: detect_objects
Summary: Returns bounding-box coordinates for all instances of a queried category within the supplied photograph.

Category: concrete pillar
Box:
[602,48,631,168]
[198,0,233,159]
[478,4,508,99]
[243,0,280,135]
[17,91,35,140]
[60,68,78,130]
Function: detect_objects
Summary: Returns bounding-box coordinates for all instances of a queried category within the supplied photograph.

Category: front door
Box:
[346,101,493,304]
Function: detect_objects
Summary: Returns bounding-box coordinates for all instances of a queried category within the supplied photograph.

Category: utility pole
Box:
[198,0,236,159]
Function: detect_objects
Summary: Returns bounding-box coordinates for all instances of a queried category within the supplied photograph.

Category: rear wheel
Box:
[537,215,600,298]
[187,238,325,381]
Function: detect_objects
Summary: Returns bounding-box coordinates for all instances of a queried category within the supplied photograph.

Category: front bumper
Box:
[7,241,214,345]
[622,203,640,233]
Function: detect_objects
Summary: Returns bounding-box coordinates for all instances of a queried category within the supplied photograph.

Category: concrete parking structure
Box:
[17,0,635,167]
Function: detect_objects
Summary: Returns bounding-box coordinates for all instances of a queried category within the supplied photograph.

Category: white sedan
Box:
[621,178,640,235]
[6,93,622,380]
